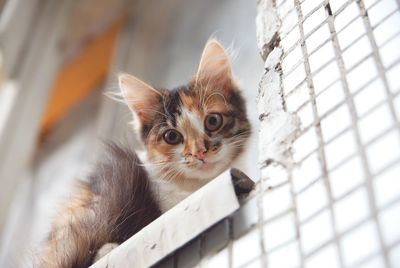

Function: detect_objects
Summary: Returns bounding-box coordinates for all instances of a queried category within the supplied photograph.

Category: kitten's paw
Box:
[94,243,119,262]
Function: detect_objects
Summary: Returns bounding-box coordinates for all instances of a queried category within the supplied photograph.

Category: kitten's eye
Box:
[205,113,223,132]
[163,129,183,145]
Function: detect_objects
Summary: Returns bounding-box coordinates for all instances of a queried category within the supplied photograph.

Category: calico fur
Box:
[38,143,161,268]
[37,39,251,267]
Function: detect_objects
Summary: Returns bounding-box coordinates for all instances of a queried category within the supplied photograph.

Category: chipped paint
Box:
[91,170,240,268]
[256,0,280,60]
[257,48,300,168]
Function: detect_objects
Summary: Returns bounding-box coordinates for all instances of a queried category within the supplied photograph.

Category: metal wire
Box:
[258,0,400,267]
[170,1,400,267]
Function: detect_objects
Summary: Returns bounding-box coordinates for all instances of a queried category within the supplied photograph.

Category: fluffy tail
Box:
[37,143,161,268]
[37,184,113,268]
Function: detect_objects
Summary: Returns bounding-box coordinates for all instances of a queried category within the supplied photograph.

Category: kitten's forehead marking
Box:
[180,106,204,135]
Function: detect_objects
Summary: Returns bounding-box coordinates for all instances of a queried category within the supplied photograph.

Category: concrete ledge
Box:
[91,169,254,268]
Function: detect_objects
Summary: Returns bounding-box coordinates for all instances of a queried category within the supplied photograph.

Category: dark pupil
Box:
[168,131,177,142]
[209,116,218,126]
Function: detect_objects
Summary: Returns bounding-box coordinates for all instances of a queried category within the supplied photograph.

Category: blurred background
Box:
[4,0,399,267]
[0,0,262,266]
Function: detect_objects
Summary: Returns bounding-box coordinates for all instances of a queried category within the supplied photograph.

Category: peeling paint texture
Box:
[256,0,280,60]
[256,5,300,168]
[91,171,239,268]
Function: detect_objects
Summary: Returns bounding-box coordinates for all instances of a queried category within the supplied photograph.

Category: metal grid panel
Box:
[196,1,400,267]
[156,1,400,267]
[254,0,400,267]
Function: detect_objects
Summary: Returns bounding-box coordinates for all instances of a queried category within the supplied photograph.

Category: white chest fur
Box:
[148,179,193,213]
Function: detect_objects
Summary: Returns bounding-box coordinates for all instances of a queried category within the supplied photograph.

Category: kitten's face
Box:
[142,82,249,181]
[120,40,250,181]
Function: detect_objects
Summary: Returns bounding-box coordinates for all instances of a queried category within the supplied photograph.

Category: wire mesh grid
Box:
[153,1,399,267]
[253,0,400,267]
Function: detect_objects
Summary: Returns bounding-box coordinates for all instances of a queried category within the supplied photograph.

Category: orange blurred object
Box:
[41,19,124,134]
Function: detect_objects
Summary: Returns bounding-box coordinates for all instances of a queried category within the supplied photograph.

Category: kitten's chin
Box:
[200,162,216,171]
[184,160,228,181]
[185,146,237,180]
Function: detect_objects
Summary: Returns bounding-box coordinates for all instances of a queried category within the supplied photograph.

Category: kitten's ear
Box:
[195,39,234,87]
[119,73,161,124]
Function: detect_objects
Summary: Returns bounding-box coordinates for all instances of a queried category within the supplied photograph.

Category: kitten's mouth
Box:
[186,159,219,172]
[186,158,219,171]
[200,161,215,170]
[197,159,220,171]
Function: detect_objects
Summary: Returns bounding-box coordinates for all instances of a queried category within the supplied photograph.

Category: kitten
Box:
[37,39,251,268]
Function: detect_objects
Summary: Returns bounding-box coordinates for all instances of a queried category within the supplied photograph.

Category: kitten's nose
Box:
[184,140,208,161]
[184,148,207,161]
[195,149,206,161]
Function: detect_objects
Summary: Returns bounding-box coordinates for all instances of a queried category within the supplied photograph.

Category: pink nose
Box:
[195,150,206,161]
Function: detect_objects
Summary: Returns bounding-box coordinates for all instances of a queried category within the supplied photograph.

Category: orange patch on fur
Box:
[179,91,196,109]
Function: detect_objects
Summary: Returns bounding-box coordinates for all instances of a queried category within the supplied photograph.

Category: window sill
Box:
[91,168,254,268]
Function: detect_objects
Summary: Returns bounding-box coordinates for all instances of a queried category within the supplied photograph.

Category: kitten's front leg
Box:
[94,243,119,262]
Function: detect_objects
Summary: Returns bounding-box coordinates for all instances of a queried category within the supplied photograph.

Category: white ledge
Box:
[91,169,250,268]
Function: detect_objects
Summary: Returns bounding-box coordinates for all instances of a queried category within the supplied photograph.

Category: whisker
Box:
[204,92,228,109]
[104,91,125,103]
